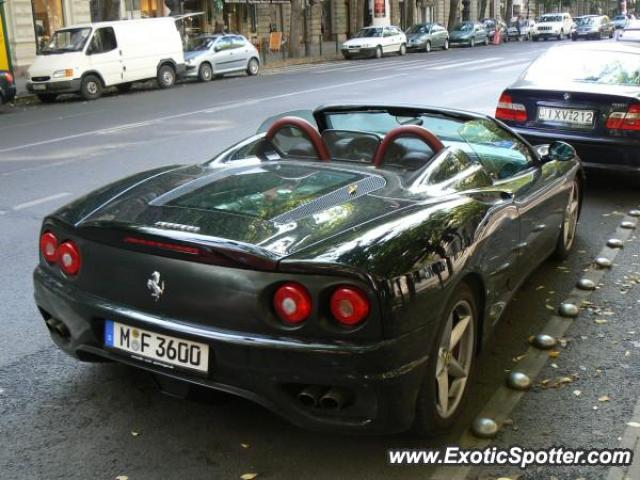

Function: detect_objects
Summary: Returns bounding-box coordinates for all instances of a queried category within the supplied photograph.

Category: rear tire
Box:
[80,74,103,101]
[399,43,407,55]
[469,38,475,47]
[413,283,478,436]
[157,64,176,89]
[443,38,449,50]
[424,41,431,53]
[37,93,58,103]
[198,63,213,82]
[552,179,581,260]
[375,45,383,58]
[247,58,260,76]
[484,36,489,46]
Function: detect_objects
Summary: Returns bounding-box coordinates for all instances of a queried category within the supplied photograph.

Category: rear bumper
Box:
[33,266,429,434]
[27,79,81,94]
[513,127,640,173]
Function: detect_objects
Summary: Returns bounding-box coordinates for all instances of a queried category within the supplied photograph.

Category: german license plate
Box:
[538,106,594,126]
[32,84,46,91]
[104,320,209,373]
[350,48,360,53]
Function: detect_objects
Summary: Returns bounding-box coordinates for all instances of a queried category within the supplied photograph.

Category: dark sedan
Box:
[496,43,640,173]
[572,15,614,40]
[449,22,489,47]
[34,104,582,435]
[0,70,16,105]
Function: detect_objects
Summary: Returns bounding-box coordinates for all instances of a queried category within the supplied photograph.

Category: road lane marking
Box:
[464,59,530,71]
[489,63,530,73]
[430,213,639,480]
[12,192,71,210]
[431,57,502,70]
[0,73,407,155]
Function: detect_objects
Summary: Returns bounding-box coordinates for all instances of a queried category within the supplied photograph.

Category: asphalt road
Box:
[1,40,639,480]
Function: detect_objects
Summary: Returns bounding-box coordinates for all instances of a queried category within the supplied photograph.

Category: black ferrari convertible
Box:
[34,104,583,434]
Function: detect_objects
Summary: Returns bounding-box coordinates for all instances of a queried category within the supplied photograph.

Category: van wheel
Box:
[157,64,176,89]
[80,75,103,101]
[246,58,260,76]
[37,94,58,103]
[116,82,132,93]
[198,63,213,82]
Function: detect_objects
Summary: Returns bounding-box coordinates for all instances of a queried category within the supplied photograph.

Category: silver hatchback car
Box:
[185,34,260,81]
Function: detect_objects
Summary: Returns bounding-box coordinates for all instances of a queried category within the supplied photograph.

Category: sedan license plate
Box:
[350,48,360,53]
[104,320,209,373]
[32,84,46,91]
[538,107,594,126]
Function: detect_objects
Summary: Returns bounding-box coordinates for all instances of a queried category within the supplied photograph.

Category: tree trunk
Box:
[503,0,513,21]
[447,0,460,30]
[479,0,488,19]
[289,0,303,57]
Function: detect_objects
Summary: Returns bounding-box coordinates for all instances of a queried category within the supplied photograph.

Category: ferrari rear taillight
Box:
[57,241,82,276]
[40,231,58,263]
[273,282,312,325]
[495,92,528,123]
[607,104,640,131]
[330,286,370,326]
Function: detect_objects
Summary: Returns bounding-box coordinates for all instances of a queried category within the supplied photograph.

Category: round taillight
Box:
[40,231,58,263]
[330,287,370,326]
[273,282,312,325]
[57,241,82,276]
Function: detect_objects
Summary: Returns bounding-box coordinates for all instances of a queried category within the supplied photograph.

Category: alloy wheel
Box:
[435,299,475,419]
[425,41,431,53]
[563,182,580,251]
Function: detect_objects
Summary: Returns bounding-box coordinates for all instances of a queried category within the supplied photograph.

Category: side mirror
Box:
[542,141,576,163]
[214,45,222,52]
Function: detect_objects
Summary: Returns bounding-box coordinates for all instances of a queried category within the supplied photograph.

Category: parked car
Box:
[481,18,508,42]
[27,17,185,102]
[0,70,16,105]
[449,22,489,47]
[495,42,640,173]
[341,26,407,59]
[184,34,260,82]
[532,12,574,41]
[34,102,583,434]
[617,19,640,42]
[572,15,614,40]
[506,19,535,41]
[614,14,631,29]
[405,23,449,52]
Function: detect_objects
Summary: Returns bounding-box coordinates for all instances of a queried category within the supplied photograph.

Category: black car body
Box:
[572,15,614,40]
[34,104,582,434]
[0,70,17,104]
[496,43,640,173]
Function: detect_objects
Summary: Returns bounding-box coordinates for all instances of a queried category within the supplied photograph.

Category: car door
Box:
[230,36,250,71]
[465,122,569,279]
[87,27,123,86]
[212,37,235,72]
[432,25,444,47]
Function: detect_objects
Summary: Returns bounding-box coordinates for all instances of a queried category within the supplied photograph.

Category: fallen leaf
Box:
[627,422,640,428]
[512,353,527,362]
[545,304,555,311]
[595,319,608,325]
[598,395,610,402]
[551,363,559,369]
[241,443,250,449]
[549,350,560,358]
[130,431,140,437]
[115,477,128,480]
[241,474,258,480]
[573,390,582,396]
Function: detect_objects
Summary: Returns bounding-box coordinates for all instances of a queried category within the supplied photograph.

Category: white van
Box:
[27,17,185,102]
[532,13,574,41]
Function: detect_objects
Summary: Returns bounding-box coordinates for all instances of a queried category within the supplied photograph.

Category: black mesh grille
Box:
[271,175,386,224]
[31,76,51,82]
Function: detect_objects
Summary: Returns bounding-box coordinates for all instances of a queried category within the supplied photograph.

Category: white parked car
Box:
[617,19,640,42]
[27,17,185,102]
[613,14,631,29]
[184,34,260,81]
[532,13,574,41]
[341,26,407,59]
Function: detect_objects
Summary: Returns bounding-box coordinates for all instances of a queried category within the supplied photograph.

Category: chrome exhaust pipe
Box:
[297,385,327,408]
[319,387,353,410]
[46,318,70,339]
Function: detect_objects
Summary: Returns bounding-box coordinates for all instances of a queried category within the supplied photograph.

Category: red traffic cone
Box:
[493,30,501,45]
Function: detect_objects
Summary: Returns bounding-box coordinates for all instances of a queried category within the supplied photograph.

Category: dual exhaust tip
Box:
[297,385,353,411]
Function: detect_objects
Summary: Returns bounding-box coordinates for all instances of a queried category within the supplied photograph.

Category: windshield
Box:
[354,28,382,38]
[406,24,430,34]
[43,28,91,54]
[615,15,627,20]
[576,17,596,26]
[454,23,474,31]
[524,49,640,86]
[190,36,218,51]
[539,15,562,23]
